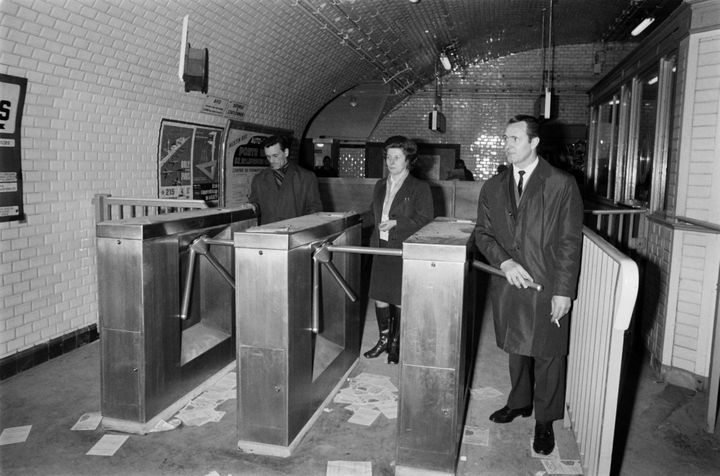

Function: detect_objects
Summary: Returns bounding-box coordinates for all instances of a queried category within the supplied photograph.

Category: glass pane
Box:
[616,85,632,201]
[661,59,677,211]
[595,100,616,198]
[634,70,659,205]
[338,147,365,178]
[608,97,620,199]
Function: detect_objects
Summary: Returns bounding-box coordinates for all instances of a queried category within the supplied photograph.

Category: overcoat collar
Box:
[508,157,551,212]
[379,173,414,212]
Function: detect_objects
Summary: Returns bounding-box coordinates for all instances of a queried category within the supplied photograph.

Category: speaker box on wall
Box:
[183,45,208,94]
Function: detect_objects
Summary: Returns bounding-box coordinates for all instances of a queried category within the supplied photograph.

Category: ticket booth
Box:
[96,207,256,433]
[233,212,362,456]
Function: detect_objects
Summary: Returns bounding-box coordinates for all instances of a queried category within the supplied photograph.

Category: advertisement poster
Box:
[0,74,27,222]
[157,120,223,204]
[222,120,292,207]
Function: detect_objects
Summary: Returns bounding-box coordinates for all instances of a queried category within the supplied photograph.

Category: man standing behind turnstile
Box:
[474,115,583,455]
[248,135,323,225]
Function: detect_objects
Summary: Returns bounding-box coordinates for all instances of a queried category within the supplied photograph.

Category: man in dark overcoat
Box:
[248,135,322,225]
[474,115,584,455]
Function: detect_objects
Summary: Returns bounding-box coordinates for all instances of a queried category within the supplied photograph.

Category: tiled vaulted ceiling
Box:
[295,0,681,112]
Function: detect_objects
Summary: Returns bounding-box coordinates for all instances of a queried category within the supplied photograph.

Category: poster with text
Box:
[158,120,223,204]
[222,121,292,208]
[0,74,27,222]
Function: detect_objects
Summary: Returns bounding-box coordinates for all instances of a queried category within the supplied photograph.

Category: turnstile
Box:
[233,212,362,456]
[396,218,477,475]
[96,207,256,433]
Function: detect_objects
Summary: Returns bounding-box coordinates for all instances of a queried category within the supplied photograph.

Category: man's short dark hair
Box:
[262,135,289,150]
[383,135,418,164]
[508,115,540,140]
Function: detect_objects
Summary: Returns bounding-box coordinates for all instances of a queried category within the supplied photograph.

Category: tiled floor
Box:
[0,302,718,475]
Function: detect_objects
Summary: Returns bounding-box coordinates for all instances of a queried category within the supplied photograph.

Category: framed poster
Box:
[221,120,292,207]
[157,120,224,204]
[0,74,27,222]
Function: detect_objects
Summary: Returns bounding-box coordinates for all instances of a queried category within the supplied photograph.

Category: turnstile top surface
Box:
[403,217,475,262]
[234,212,361,250]
[96,206,256,240]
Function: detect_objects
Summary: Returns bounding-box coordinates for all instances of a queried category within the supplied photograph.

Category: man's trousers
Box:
[506,353,567,422]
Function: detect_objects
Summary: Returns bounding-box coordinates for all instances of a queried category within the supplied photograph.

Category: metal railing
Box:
[93,193,208,223]
[584,207,649,255]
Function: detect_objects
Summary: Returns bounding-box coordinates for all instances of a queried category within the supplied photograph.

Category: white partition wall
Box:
[564,227,639,476]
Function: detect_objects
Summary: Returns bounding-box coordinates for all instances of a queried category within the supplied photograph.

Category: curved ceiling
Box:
[296,0,681,116]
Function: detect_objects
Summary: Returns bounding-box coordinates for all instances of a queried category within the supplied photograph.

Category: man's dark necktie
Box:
[517,170,525,198]
[273,169,285,188]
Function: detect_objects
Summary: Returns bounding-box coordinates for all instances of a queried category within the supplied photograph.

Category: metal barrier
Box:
[96,207,257,434]
[395,218,476,475]
[233,212,363,457]
[93,193,208,222]
[564,227,639,476]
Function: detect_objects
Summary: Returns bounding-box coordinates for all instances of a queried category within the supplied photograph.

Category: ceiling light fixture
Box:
[439,52,452,71]
[631,17,655,36]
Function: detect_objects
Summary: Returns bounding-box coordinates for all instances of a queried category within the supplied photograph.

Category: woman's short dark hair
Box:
[508,115,540,140]
[383,135,418,164]
[262,135,289,150]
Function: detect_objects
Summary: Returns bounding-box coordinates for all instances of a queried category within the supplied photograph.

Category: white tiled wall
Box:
[371,43,635,181]
[0,0,377,358]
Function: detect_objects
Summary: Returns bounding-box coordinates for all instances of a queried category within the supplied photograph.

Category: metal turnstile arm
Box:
[472,260,543,292]
[309,242,404,334]
[179,235,235,320]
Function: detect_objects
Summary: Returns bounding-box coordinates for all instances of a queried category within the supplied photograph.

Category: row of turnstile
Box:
[96,208,479,475]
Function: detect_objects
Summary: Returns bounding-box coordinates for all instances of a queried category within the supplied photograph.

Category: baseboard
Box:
[0,324,99,380]
[660,363,707,392]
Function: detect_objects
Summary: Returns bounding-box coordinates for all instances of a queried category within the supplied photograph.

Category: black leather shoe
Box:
[533,421,555,455]
[488,405,533,423]
[363,334,389,359]
[386,336,399,364]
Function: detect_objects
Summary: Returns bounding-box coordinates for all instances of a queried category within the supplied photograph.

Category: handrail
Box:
[93,193,208,223]
[583,206,649,256]
[584,208,648,215]
[676,215,720,233]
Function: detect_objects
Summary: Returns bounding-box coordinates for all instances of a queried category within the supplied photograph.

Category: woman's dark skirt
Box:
[368,240,402,305]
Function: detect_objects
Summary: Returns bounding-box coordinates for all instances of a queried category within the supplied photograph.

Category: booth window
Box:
[587,55,676,212]
[627,68,659,206]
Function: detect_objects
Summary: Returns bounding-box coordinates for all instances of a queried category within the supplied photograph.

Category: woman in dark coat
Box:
[364,136,434,364]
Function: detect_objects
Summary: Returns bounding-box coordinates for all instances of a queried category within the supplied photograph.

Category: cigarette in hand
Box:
[552,318,560,327]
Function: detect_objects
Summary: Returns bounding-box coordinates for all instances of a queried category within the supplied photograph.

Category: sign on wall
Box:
[157,120,224,204]
[221,120,292,208]
[0,74,27,222]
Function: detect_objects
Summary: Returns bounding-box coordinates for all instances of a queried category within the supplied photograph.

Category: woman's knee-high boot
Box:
[387,305,401,364]
[363,304,391,358]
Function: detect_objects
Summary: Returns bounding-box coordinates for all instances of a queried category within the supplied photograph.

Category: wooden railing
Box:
[93,193,208,223]
[564,227,639,476]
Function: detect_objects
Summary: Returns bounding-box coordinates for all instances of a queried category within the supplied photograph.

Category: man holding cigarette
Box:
[474,115,584,455]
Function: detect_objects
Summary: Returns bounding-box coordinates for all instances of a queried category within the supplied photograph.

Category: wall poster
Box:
[221,120,292,207]
[0,74,27,222]
[157,120,224,205]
